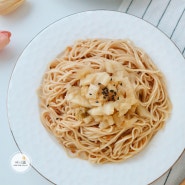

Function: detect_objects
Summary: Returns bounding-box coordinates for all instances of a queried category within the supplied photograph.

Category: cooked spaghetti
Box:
[38,39,172,164]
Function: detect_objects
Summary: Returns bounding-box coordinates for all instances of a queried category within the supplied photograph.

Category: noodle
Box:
[38,39,172,164]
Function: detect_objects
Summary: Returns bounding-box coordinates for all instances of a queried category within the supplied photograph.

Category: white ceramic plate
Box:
[8,10,185,185]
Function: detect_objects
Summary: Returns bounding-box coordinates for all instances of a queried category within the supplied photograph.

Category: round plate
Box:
[7,10,185,185]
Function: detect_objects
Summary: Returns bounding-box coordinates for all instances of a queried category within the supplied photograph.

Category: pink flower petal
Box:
[0,31,11,50]
[0,31,11,38]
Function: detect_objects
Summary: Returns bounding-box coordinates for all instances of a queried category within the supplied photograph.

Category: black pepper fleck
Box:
[102,87,109,95]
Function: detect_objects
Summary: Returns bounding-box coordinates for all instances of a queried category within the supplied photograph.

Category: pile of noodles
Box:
[38,39,172,164]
